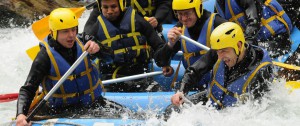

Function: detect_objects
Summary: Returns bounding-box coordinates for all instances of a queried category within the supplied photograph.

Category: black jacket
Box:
[277,0,300,28]
[215,0,260,37]
[154,10,227,66]
[126,0,172,31]
[181,44,273,99]
[16,34,111,117]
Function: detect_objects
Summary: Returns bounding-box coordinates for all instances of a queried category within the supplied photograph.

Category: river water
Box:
[1,9,300,126]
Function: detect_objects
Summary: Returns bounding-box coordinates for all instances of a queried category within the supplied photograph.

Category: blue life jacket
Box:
[256,0,293,41]
[127,0,156,17]
[41,37,102,108]
[96,7,151,65]
[208,47,272,109]
[181,13,216,68]
[215,0,247,30]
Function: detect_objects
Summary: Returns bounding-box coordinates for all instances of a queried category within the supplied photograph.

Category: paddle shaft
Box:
[0,93,18,103]
[180,35,210,51]
[102,71,163,85]
[0,71,163,103]
[26,51,88,122]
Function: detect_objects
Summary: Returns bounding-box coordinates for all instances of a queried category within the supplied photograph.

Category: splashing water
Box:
[145,80,300,126]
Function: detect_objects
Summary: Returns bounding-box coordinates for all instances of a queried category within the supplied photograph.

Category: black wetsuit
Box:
[277,0,300,29]
[215,0,260,37]
[16,34,117,119]
[181,44,273,100]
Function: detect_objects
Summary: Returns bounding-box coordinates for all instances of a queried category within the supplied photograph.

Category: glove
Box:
[244,24,259,38]
[162,66,174,77]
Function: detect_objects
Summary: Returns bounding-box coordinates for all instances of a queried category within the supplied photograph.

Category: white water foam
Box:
[145,80,300,126]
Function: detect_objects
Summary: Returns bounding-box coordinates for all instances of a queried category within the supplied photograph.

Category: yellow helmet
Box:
[49,8,78,40]
[172,0,203,18]
[210,22,245,55]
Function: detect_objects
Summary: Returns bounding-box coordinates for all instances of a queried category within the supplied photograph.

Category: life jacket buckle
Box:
[119,34,128,39]
[72,74,81,80]
[75,91,84,97]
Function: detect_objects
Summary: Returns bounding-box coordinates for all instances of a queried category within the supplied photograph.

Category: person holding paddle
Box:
[215,0,300,85]
[171,22,273,109]
[83,0,174,92]
[156,0,227,90]
[16,8,124,125]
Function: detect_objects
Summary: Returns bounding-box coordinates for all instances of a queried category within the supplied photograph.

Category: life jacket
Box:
[41,37,102,108]
[215,0,247,31]
[256,0,293,41]
[127,0,156,17]
[96,7,151,65]
[181,13,216,68]
[208,47,272,109]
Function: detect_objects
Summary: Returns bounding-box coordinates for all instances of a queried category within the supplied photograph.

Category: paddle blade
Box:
[31,6,86,41]
[26,45,40,60]
[0,93,18,103]
[32,16,51,41]
[285,81,300,90]
[273,61,300,71]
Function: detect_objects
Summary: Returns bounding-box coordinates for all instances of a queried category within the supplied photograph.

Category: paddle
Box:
[0,71,163,103]
[26,51,88,122]
[26,45,40,60]
[31,2,96,41]
[179,35,300,90]
[0,93,18,103]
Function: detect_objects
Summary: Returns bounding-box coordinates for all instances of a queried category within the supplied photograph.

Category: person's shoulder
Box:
[202,9,212,19]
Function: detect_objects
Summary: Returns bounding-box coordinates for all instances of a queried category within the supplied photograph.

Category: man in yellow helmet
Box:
[16,8,124,125]
[171,22,273,109]
[155,0,227,90]
[83,0,174,92]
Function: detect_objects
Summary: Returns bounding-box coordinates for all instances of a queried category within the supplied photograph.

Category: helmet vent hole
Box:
[225,29,234,35]
[232,34,235,38]
[73,16,75,19]
[60,19,63,23]
[189,0,194,3]
[217,39,220,42]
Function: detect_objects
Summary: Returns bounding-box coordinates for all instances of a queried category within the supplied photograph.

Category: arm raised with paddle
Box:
[171,22,273,109]
[16,8,107,125]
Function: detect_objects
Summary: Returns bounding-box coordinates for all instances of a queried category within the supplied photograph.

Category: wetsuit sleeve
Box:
[249,65,273,99]
[154,0,172,25]
[77,33,114,61]
[181,50,218,93]
[16,47,50,117]
[238,0,260,37]
[135,14,168,67]
[83,7,101,37]
[154,22,182,67]
[213,14,228,28]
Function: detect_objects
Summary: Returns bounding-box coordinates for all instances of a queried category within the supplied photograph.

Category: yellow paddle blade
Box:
[31,7,86,41]
[26,45,40,60]
[285,81,300,89]
[272,61,300,71]
[285,81,300,93]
